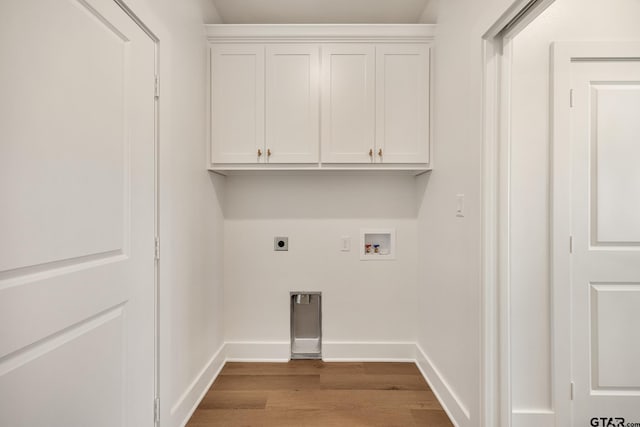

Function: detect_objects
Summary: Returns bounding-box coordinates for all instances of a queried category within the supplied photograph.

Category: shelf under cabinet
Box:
[208,164,432,176]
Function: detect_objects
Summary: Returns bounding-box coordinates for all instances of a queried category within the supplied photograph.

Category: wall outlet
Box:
[274,237,288,251]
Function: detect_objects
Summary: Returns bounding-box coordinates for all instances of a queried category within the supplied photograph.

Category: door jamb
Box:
[549,40,575,427]
[481,1,556,426]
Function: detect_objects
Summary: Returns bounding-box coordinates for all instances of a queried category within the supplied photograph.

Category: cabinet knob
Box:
[369,148,373,157]
[378,148,383,157]
[267,148,272,157]
[257,149,262,157]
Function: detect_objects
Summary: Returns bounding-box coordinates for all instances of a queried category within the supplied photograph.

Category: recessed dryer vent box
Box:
[360,228,396,260]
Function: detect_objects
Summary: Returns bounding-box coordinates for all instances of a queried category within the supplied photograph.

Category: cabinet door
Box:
[266,45,319,163]
[321,45,375,163]
[376,44,430,164]
[210,44,265,164]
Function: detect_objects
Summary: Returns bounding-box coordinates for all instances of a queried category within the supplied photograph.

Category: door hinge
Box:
[154,236,160,260]
[569,89,574,107]
[569,235,573,254]
[154,75,160,99]
[570,382,574,400]
[154,397,160,423]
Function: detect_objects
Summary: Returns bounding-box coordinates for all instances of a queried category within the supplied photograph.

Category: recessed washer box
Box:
[274,237,289,251]
[360,228,395,260]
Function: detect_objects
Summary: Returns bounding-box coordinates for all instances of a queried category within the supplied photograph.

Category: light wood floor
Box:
[186,360,453,426]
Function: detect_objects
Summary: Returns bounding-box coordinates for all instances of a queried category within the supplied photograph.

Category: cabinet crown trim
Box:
[205,24,436,42]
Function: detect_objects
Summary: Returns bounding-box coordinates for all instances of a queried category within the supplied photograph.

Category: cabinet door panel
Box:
[266,45,319,163]
[321,45,375,163]
[210,45,264,164]
[376,45,430,164]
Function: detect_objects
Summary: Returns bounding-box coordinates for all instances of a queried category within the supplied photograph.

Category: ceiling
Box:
[210,0,435,24]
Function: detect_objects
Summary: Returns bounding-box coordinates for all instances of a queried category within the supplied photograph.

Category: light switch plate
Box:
[340,236,351,252]
[456,194,465,217]
[274,237,288,251]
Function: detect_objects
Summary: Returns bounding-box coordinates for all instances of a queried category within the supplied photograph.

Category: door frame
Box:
[551,40,640,427]
[481,1,556,426]
[112,1,161,424]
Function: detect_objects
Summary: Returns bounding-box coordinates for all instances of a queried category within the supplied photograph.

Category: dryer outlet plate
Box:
[274,237,289,251]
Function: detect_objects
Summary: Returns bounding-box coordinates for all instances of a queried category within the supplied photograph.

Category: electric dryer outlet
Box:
[274,237,289,251]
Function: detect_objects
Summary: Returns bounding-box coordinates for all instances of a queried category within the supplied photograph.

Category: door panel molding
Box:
[589,83,640,246]
[0,303,125,376]
[0,250,125,288]
[589,283,640,392]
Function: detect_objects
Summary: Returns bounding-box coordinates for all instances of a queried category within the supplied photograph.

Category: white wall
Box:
[223,173,418,359]
[415,1,517,426]
[509,0,640,421]
[418,0,439,24]
[121,1,226,426]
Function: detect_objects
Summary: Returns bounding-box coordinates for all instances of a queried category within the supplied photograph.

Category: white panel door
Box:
[568,47,640,426]
[266,45,319,163]
[376,44,429,164]
[321,44,375,163]
[210,44,265,164]
[0,0,156,425]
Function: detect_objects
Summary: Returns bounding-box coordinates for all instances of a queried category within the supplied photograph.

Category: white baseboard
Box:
[173,343,227,427]
[415,344,469,427]
[322,341,416,361]
[512,410,555,427]
[224,340,417,362]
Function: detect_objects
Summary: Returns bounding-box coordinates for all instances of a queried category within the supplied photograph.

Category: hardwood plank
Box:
[265,389,442,410]
[196,391,267,409]
[411,409,455,426]
[187,409,260,426]
[212,374,320,391]
[188,408,419,427]
[320,373,428,390]
[362,362,422,375]
[221,360,364,376]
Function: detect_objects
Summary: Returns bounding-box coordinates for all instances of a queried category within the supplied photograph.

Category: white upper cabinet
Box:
[266,45,320,163]
[321,45,375,163]
[376,45,430,164]
[210,44,264,164]
[206,25,435,172]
